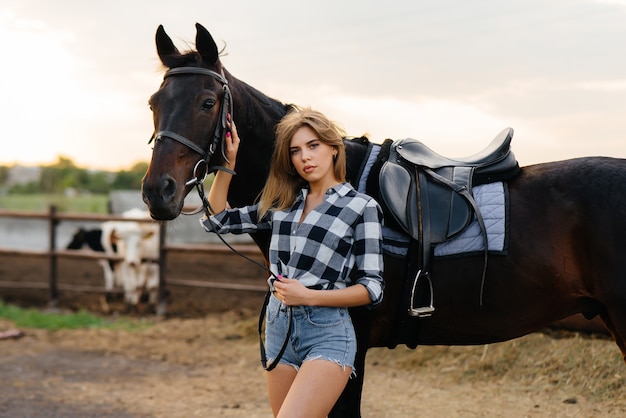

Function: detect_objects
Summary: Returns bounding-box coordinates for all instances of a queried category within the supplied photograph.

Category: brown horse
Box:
[142,23,626,417]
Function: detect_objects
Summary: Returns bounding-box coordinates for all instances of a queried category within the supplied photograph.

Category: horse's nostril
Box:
[142,174,178,208]
[160,176,177,200]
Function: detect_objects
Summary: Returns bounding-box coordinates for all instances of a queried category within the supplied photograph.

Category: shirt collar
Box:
[332,182,354,197]
[297,182,354,201]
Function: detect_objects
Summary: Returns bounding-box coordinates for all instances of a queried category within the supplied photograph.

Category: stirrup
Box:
[408,270,435,317]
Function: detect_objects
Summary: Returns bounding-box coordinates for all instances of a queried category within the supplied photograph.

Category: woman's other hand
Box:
[273,276,313,306]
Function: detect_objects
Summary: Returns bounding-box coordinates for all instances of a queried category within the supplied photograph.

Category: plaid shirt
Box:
[201,182,384,306]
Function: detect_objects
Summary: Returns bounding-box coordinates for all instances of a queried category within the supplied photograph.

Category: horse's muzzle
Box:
[141,175,184,220]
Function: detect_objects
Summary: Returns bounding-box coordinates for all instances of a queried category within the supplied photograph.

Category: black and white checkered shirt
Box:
[202,183,384,306]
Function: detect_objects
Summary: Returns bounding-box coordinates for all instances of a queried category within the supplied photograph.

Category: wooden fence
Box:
[0,206,608,333]
[0,206,266,316]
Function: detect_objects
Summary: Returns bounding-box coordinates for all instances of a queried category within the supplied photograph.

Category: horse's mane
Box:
[158,49,292,127]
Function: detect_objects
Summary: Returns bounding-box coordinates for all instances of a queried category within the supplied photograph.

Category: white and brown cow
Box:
[100,209,160,305]
[68,209,160,306]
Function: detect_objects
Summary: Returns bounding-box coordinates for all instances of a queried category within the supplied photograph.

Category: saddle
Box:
[379,128,520,317]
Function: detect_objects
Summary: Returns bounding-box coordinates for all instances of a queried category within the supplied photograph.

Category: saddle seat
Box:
[379,127,518,242]
[393,127,515,182]
[397,128,513,167]
[378,127,520,317]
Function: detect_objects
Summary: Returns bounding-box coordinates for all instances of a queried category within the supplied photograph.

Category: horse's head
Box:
[142,23,232,220]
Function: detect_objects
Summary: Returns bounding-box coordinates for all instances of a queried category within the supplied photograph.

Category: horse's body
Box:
[142,24,626,417]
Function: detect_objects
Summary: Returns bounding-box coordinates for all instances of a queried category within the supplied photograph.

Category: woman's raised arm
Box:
[206,118,240,214]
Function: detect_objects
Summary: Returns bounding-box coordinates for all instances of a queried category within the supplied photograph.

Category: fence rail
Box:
[0,206,265,315]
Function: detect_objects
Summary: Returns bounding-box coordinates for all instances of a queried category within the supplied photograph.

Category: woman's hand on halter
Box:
[205,114,240,215]
[224,114,240,170]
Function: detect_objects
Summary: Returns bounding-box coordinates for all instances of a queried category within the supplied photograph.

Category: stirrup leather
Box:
[408,269,435,317]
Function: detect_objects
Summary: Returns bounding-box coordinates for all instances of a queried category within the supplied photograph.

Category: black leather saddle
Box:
[379,127,520,316]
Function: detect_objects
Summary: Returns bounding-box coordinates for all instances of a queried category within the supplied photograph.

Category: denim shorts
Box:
[265,293,357,374]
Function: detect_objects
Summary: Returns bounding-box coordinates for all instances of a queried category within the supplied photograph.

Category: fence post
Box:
[48,204,59,307]
[156,221,168,317]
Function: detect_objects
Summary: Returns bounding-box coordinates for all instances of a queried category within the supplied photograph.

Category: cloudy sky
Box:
[1,0,625,170]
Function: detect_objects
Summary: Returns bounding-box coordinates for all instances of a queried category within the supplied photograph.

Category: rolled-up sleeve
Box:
[353,199,385,307]
[200,204,270,235]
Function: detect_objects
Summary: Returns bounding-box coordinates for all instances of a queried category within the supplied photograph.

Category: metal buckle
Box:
[185,160,209,186]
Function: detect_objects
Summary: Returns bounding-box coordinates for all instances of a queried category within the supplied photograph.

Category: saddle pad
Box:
[434,181,506,257]
[358,143,381,193]
[356,145,410,256]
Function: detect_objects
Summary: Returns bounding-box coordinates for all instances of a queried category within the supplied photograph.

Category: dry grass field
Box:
[1,253,625,417]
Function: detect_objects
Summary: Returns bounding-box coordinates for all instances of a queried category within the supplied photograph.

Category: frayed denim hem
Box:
[265,357,300,372]
[265,356,357,379]
[303,355,357,379]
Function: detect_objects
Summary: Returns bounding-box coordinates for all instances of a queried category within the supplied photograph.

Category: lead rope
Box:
[194,171,292,371]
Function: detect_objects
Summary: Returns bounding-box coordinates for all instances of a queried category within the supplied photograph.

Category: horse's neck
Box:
[225,76,375,206]
[227,77,289,207]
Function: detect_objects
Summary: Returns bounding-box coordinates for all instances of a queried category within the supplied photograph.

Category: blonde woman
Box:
[202,107,384,417]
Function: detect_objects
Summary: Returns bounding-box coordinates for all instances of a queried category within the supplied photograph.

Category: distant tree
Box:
[6,158,149,194]
[39,156,78,193]
[0,166,9,187]
[86,171,112,194]
[111,162,148,190]
[9,181,40,194]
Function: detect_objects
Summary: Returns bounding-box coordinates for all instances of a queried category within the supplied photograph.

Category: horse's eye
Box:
[201,99,216,111]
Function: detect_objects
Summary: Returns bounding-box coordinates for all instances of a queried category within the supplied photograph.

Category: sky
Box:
[0,0,625,171]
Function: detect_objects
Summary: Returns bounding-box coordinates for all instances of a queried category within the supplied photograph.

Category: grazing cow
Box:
[66,227,122,294]
[100,209,160,306]
[67,209,160,306]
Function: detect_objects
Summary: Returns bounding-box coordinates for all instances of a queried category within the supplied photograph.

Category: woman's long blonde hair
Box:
[257,107,346,219]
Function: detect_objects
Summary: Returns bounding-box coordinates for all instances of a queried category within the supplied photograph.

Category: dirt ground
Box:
[1,252,625,417]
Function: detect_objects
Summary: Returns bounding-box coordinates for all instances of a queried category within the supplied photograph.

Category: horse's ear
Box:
[155,24,181,67]
[195,23,219,65]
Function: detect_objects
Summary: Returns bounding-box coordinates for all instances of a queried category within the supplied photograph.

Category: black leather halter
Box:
[149,66,234,187]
